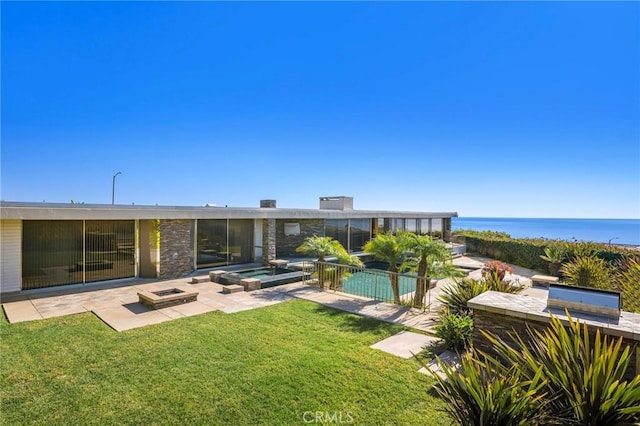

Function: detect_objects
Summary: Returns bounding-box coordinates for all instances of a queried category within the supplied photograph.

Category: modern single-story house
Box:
[0,196,457,295]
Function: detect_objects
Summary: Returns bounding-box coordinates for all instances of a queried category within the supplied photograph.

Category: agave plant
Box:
[560,255,612,289]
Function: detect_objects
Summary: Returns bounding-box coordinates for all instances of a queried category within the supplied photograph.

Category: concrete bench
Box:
[222,284,244,294]
[531,274,559,288]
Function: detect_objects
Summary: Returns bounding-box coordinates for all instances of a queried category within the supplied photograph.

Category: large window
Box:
[22,220,135,290]
[432,218,443,238]
[419,219,431,235]
[85,221,135,283]
[228,220,254,265]
[325,219,348,250]
[349,219,371,252]
[196,220,228,268]
[405,219,417,233]
[196,219,254,268]
[389,218,405,234]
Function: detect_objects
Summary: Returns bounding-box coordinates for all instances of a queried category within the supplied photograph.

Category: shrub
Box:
[432,313,640,425]
[487,313,640,425]
[560,255,612,289]
[481,260,514,281]
[482,271,523,294]
[434,311,473,352]
[539,243,570,276]
[438,276,521,317]
[438,279,488,316]
[431,349,552,426]
[615,257,640,313]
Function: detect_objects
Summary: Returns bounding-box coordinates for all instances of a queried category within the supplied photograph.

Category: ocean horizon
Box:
[452,217,640,246]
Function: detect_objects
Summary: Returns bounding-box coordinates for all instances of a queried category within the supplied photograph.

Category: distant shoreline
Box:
[452,217,640,247]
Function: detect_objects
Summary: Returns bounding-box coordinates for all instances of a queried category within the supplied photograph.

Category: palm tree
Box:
[296,235,360,289]
[296,235,335,263]
[329,242,364,290]
[400,232,463,308]
[363,233,404,304]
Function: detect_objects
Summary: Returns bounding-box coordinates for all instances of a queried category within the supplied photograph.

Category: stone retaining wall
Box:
[159,219,194,278]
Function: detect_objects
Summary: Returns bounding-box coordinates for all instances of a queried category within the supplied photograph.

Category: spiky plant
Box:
[438,279,489,316]
[483,271,523,294]
[438,275,521,316]
[614,257,640,313]
[560,256,612,289]
[485,313,640,425]
[540,243,570,276]
[431,348,553,426]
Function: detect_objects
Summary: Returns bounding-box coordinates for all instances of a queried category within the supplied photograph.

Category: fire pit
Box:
[137,287,198,309]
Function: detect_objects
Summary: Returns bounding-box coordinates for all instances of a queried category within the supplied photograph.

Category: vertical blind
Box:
[22,220,135,290]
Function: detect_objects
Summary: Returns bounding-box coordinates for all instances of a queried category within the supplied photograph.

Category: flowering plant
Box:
[482,260,515,280]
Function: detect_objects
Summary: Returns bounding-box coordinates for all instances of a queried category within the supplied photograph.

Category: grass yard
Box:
[0,299,448,425]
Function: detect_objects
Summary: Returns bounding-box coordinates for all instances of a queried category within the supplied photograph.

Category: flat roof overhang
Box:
[0,202,458,221]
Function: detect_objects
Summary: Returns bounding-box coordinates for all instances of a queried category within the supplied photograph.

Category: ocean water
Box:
[452,217,640,246]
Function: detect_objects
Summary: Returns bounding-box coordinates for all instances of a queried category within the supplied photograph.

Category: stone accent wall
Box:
[262,219,276,265]
[159,219,194,279]
[473,310,639,382]
[275,219,325,258]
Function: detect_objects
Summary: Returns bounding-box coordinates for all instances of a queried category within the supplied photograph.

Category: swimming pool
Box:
[341,270,417,301]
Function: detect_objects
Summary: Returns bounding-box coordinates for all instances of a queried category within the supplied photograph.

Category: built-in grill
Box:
[547,283,621,319]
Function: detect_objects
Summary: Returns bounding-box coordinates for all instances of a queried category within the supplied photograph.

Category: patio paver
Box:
[370,330,440,359]
[2,300,43,322]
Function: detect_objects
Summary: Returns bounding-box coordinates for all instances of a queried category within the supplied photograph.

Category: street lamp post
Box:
[112,172,122,205]
[608,237,619,246]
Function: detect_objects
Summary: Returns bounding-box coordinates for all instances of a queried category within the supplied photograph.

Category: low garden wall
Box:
[468,291,639,381]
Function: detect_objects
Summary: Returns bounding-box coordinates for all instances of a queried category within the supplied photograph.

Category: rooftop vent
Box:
[319,196,353,210]
[260,199,276,208]
[547,283,621,319]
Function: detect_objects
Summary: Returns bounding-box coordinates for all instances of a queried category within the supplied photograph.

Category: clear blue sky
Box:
[2,1,639,218]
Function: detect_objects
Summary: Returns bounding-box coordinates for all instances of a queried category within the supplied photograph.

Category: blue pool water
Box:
[341,269,417,301]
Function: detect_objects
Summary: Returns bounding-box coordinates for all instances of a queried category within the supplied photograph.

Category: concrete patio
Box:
[1,255,548,334]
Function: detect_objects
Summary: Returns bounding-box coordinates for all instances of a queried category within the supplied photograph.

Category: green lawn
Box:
[0,299,448,425]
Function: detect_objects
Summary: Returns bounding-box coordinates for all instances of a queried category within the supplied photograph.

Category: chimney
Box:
[260,199,277,208]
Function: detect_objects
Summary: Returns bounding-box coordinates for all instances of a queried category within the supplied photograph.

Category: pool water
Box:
[341,269,417,301]
[234,267,288,279]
